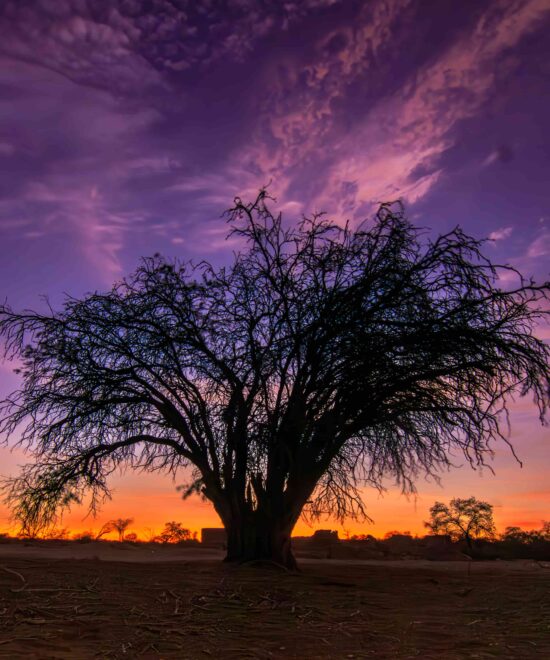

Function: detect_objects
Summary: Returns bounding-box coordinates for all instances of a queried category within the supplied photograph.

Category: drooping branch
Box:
[1,433,189,532]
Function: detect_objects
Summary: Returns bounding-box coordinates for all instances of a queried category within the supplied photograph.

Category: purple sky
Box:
[0,0,549,535]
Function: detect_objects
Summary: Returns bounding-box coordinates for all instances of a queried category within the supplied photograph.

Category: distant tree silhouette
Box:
[501,521,550,543]
[155,521,191,543]
[501,526,526,542]
[425,497,496,547]
[95,520,115,540]
[384,530,411,539]
[43,527,69,540]
[1,190,548,568]
[501,525,539,543]
[16,518,44,540]
[110,518,134,542]
[350,534,376,542]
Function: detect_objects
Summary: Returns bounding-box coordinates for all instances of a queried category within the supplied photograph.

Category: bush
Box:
[154,522,192,544]
[175,538,200,547]
[495,539,550,561]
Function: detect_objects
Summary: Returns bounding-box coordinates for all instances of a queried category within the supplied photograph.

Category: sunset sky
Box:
[0,0,549,539]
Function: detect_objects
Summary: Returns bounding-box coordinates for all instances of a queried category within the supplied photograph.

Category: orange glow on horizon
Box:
[1,479,548,541]
[1,400,548,541]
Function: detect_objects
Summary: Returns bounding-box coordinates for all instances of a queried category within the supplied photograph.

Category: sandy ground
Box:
[0,541,225,564]
[1,543,549,658]
[0,542,547,572]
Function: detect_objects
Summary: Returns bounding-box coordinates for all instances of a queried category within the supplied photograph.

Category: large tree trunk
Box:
[223,513,297,570]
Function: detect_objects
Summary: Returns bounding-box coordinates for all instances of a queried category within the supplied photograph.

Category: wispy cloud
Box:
[483,145,515,167]
[0,0,549,285]
[225,0,550,227]
[489,226,513,241]
[526,230,550,259]
[0,0,344,95]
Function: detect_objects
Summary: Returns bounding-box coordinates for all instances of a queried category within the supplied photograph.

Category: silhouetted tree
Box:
[43,527,69,540]
[1,191,548,568]
[16,518,44,540]
[501,526,528,542]
[110,518,134,542]
[350,534,376,542]
[425,497,496,547]
[155,521,191,543]
[95,520,114,541]
[384,530,411,539]
[95,520,115,540]
[501,521,550,543]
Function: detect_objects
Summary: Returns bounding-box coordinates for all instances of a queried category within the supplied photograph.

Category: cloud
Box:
[489,226,513,241]
[493,227,549,287]
[21,180,132,280]
[239,0,550,220]
[483,145,515,167]
[527,230,550,259]
[2,1,356,278]
[324,0,549,216]
[0,57,164,282]
[0,5,162,97]
[0,0,345,97]
[1,0,549,295]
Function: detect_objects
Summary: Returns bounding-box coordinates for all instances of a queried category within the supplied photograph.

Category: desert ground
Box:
[1,543,549,659]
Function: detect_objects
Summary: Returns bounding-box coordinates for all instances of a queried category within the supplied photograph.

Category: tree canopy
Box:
[1,191,548,567]
[109,517,134,542]
[424,497,496,546]
[501,521,550,543]
[155,521,192,544]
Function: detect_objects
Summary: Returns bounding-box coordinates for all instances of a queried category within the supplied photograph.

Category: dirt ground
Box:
[0,545,549,659]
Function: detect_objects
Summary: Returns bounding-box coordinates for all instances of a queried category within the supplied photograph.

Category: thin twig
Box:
[1,565,26,584]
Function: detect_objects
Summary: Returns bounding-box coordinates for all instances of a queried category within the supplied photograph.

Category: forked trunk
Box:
[223,514,297,570]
